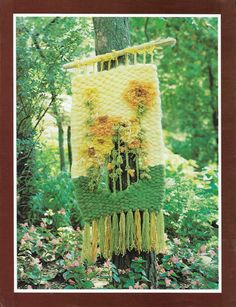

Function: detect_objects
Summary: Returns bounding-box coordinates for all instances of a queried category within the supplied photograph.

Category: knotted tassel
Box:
[104,215,111,258]
[156,209,166,253]
[81,223,92,263]
[150,211,157,251]
[98,216,105,256]
[126,210,135,251]
[111,213,119,255]
[91,219,98,263]
[119,211,126,255]
[142,210,150,252]
[134,209,142,252]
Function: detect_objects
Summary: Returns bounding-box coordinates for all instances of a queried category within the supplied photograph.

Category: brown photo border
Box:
[1,0,236,306]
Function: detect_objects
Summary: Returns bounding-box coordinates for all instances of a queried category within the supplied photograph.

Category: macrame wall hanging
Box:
[64,38,176,264]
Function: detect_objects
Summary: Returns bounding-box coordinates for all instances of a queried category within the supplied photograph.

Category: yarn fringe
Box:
[150,211,157,251]
[126,209,135,251]
[119,211,126,255]
[98,216,105,255]
[141,210,150,252]
[91,219,98,263]
[156,209,166,253]
[81,209,166,261]
[134,209,142,253]
[104,215,111,258]
[111,213,119,254]
[81,223,92,263]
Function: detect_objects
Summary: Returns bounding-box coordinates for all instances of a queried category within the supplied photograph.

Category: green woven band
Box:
[74,165,165,223]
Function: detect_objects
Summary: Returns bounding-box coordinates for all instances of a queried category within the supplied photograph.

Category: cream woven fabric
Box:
[71,64,164,178]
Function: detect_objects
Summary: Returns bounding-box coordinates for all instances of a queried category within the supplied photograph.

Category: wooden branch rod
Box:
[63,37,176,69]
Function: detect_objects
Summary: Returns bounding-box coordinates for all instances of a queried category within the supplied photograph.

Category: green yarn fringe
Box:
[81,209,166,262]
[126,209,135,251]
[119,211,126,255]
[142,210,150,252]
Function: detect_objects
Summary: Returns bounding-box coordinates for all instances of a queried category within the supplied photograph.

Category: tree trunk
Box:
[92,17,158,288]
[208,65,218,145]
[17,131,34,222]
[67,125,72,174]
[17,94,35,222]
[93,17,131,70]
[56,119,66,172]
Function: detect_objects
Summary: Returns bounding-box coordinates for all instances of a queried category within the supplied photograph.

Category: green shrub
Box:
[164,156,218,247]
[28,145,82,228]
[109,258,149,289]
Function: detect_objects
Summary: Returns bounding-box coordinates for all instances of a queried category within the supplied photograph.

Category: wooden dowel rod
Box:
[63,37,176,69]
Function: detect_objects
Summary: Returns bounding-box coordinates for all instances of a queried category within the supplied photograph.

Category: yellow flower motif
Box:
[78,145,99,170]
[128,169,135,178]
[123,80,157,109]
[128,139,142,149]
[90,116,120,138]
[120,118,140,144]
[83,88,99,103]
[87,147,96,157]
[107,163,113,171]
[119,146,126,153]
[93,137,114,156]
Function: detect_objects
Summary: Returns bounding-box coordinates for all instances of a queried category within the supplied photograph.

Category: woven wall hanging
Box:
[64,38,176,263]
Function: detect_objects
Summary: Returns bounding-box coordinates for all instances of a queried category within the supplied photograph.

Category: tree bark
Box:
[56,118,66,172]
[92,17,158,288]
[93,17,131,70]
[208,65,218,145]
[67,125,72,174]
[17,131,34,222]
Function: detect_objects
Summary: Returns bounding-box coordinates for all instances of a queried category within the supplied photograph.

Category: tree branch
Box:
[22,17,60,59]
[144,17,150,42]
[33,93,57,131]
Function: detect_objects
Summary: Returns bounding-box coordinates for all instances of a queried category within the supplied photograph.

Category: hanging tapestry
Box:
[68,39,175,263]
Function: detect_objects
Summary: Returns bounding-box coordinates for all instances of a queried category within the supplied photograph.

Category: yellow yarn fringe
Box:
[104,215,111,258]
[84,209,166,262]
[119,211,126,255]
[98,216,105,256]
[156,209,166,253]
[150,211,157,251]
[81,223,92,263]
[134,209,142,253]
[111,213,119,255]
[91,220,98,263]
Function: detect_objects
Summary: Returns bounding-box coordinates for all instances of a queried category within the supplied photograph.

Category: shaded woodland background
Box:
[16,17,219,290]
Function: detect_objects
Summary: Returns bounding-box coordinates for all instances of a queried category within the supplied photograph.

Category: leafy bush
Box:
[17,218,219,290]
[110,258,149,289]
[107,237,218,290]
[28,146,82,228]
[17,220,112,289]
[156,237,218,289]
[164,153,218,248]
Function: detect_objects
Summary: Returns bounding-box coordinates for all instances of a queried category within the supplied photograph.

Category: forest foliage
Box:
[16,16,219,290]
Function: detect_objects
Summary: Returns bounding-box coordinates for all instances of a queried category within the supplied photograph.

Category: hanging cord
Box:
[143,51,146,64]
